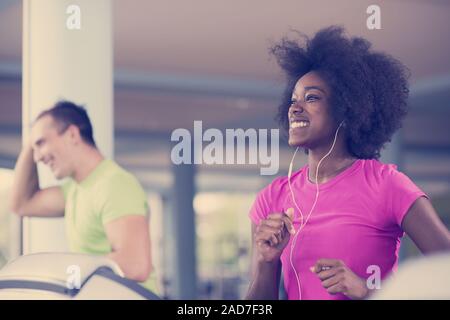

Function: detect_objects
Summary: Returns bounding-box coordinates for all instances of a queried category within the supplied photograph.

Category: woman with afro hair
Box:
[246,26,450,300]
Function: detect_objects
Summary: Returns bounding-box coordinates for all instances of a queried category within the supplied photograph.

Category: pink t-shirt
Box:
[249,159,427,300]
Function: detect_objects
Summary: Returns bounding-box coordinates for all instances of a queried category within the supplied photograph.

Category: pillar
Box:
[21,0,113,253]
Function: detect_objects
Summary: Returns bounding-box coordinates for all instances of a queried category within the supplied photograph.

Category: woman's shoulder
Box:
[359,158,402,179]
[359,158,397,171]
[257,166,307,196]
[360,159,399,177]
[249,167,307,223]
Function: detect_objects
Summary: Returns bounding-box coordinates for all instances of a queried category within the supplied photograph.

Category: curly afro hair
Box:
[271,26,410,159]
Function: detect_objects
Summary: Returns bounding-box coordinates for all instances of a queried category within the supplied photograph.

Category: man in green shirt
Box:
[9,100,157,293]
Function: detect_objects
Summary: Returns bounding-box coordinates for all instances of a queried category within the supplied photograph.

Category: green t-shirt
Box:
[61,159,158,294]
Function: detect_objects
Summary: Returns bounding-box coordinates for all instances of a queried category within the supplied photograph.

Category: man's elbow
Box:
[9,202,25,217]
[124,260,153,283]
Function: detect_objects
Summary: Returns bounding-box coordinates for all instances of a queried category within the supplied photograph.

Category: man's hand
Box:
[9,143,65,217]
[310,258,369,300]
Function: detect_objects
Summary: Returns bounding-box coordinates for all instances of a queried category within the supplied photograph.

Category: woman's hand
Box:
[255,208,295,263]
[310,259,369,300]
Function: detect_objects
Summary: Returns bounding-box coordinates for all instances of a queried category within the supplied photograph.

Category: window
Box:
[194,192,255,299]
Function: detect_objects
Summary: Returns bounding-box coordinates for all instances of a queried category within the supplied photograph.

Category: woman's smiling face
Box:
[288,71,338,149]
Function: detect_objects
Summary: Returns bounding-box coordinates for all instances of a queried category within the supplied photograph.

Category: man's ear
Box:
[67,124,82,144]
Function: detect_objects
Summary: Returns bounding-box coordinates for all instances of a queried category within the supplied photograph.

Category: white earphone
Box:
[287,120,344,299]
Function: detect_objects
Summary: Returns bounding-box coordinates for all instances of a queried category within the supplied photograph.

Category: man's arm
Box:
[402,196,450,253]
[105,215,153,282]
[9,144,65,217]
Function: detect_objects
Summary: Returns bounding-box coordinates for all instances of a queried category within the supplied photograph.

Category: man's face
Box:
[30,115,74,179]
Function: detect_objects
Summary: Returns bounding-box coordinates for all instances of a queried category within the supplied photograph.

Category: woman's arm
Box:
[245,212,296,300]
[246,223,282,300]
[402,196,450,253]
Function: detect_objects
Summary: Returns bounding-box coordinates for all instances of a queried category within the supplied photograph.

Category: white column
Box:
[22,0,113,253]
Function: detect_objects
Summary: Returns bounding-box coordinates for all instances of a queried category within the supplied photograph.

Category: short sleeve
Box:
[98,173,149,225]
[249,184,274,226]
[60,179,74,201]
[386,169,428,227]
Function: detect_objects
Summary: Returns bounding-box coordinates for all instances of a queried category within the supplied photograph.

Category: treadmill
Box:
[0,252,160,300]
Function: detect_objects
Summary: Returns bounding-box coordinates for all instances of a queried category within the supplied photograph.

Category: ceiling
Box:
[1,0,450,80]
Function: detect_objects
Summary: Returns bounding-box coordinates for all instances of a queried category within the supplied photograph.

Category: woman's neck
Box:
[307,137,356,184]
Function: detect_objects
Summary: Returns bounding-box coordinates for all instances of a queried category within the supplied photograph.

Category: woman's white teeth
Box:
[291,121,309,128]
